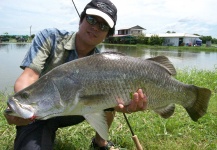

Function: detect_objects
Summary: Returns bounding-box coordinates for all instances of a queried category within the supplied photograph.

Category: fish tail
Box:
[185,86,211,121]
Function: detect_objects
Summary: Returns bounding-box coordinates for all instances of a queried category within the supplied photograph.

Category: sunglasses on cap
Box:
[86,15,110,32]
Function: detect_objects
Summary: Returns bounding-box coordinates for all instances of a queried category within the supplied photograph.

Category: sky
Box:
[1,0,217,38]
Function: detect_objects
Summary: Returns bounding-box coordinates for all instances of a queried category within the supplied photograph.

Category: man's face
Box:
[77,15,109,46]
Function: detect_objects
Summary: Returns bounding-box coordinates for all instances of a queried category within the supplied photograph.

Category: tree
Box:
[149,35,163,45]
[31,34,35,39]
[200,36,212,44]
[166,31,176,33]
[206,36,212,41]
[211,38,217,44]
[136,34,149,44]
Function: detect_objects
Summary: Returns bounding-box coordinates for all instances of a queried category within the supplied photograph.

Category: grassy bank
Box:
[0,69,216,150]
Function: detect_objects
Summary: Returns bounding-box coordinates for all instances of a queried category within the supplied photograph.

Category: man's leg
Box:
[14,120,58,150]
[14,116,85,150]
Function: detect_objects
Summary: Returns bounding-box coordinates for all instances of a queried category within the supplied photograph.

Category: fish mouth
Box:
[7,97,35,119]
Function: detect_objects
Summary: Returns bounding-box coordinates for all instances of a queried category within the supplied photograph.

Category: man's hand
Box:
[115,89,147,113]
[4,108,32,126]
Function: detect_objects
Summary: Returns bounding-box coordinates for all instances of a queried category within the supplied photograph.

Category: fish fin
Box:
[84,111,108,140]
[185,87,211,122]
[147,56,177,76]
[101,51,126,56]
[154,104,175,119]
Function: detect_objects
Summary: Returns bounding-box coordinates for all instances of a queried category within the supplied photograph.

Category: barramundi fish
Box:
[6,52,211,140]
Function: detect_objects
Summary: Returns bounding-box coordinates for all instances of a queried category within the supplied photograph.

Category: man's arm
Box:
[14,68,40,92]
[4,68,40,126]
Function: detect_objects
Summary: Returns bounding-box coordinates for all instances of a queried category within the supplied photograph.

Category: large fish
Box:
[6,52,211,140]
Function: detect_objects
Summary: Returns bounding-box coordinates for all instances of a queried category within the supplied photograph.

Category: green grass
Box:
[0,69,216,150]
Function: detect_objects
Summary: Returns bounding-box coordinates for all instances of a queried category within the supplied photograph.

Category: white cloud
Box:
[0,0,216,38]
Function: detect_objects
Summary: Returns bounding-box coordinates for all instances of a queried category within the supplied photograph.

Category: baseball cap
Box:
[84,0,117,28]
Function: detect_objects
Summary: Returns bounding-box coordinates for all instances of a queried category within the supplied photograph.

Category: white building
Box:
[146,33,202,46]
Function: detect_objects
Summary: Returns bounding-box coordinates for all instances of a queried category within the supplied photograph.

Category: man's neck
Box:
[75,33,95,58]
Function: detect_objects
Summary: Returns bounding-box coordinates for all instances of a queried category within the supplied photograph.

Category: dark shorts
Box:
[14,115,85,150]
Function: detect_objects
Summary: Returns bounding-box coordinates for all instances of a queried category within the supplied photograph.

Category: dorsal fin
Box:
[101,51,126,56]
[147,56,177,76]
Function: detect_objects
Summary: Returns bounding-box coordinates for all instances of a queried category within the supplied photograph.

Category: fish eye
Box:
[21,91,30,99]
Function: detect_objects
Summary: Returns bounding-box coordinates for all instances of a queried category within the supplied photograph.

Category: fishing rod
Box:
[123,113,143,150]
[72,0,80,17]
[71,0,143,149]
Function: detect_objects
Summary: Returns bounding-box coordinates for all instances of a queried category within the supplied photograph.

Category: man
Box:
[4,0,147,149]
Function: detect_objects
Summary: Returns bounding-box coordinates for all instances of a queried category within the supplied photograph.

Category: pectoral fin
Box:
[84,111,108,140]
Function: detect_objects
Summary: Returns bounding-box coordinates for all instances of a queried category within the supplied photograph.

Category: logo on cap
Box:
[96,2,114,16]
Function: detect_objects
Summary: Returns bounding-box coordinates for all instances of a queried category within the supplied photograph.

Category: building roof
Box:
[118,25,146,31]
[112,34,133,37]
[145,33,200,38]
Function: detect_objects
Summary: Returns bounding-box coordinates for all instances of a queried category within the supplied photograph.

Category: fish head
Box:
[7,96,35,119]
[6,76,65,120]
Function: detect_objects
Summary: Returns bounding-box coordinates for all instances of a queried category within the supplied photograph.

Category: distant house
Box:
[117,25,146,36]
[146,33,202,46]
[106,25,146,44]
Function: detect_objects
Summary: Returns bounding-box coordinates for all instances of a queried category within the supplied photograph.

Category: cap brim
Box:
[86,8,114,28]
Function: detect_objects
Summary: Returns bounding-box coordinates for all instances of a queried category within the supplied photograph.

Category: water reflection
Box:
[99,44,217,71]
[98,44,145,57]
[0,44,31,93]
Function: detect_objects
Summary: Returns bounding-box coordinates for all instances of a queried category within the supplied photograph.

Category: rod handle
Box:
[132,135,143,150]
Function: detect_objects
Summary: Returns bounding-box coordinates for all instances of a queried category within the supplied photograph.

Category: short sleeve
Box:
[20,29,55,74]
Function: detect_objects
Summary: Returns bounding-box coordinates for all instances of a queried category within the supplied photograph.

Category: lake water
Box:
[0,43,217,93]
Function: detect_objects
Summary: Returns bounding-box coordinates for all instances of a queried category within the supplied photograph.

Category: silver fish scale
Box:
[71,54,145,109]
[83,53,193,110]
[39,53,193,112]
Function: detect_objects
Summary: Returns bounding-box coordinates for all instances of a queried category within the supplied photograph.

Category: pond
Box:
[0,43,217,93]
